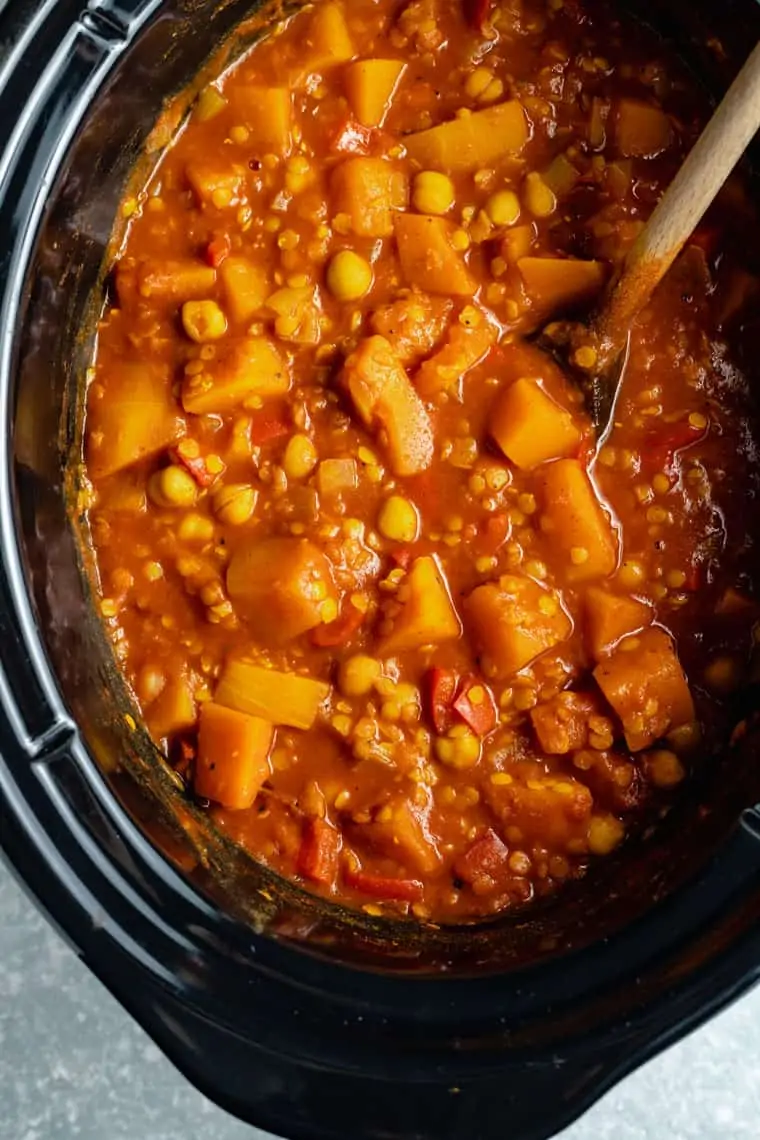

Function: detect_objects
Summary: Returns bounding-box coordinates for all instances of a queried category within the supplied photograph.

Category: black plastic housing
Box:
[2,1,760,1137]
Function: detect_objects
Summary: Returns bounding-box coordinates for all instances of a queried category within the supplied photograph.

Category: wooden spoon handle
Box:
[593,39,760,361]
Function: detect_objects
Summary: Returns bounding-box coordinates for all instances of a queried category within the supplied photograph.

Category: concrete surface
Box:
[2,861,759,1140]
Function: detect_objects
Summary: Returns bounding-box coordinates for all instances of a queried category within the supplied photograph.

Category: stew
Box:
[84,0,760,921]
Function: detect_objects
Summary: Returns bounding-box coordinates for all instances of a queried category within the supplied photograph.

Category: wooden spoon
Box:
[547,39,760,436]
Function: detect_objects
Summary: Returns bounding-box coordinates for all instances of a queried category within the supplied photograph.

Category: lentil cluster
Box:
[85,0,760,921]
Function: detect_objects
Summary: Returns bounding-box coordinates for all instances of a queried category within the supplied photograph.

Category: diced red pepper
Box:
[454,829,510,889]
[478,512,510,555]
[683,561,701,592]
[427,667,459,734]
[390,546,413,570]
[465,0,490,29]
[171,440,221,488]
[345,867,424,903]
[205,232,231,268]
[311,599,366,647]
[330,118,374,155]
[297,819,341,885]
[249,409,291,446]
[453,675,497,736]
[643,415,707,472]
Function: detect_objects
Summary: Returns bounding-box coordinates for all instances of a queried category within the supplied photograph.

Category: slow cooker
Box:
[2,0,760,1137]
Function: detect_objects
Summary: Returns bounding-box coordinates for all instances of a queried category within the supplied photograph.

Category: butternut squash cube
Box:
[227,86,292,155]
[530,691,602,754]
[485,761,593,848]
[517,257,606,317]
[465,574,571,678]
[370,291,452,363]
[345,59,406,127]
[341,335,433,476]
[394,214,477,296]
[186,161,244,207]
[594,628,695,751]
[381,555,461,654]
[404,101,529,173]
[181,336,289,414]
[501,224,534,263]
[195,701,273,809]
[219,257,270,323]
[537,460,618,582]
[332,157,407,237]
[145,676,197,740]
[215,659,330,730]
[490,377,581,468]
[226,536,338,643]
[297,2,354,78]
[415,315,497,398]
[87,361,186,479]
[614,98,672,158]
[585,586,652,660]
[128,259,217,307]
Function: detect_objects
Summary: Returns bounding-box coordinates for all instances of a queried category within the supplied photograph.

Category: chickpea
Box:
[377,495,419,543]
[435,725,481,769]
[412,170,455,216]
[148,465,198,509]
[283,433,318,479]
[212,483,257,525]
[181,299,228,342]
[326,250,373,301]
[177,513,215,543]
[484,189,520,227]
[339,654,382,697]
[523,171,556,218]
[644,749,685,788]
[587,814,625,856]
[136,664,166,704]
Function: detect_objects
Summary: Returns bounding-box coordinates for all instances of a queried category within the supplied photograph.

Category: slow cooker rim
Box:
[2,1,760,1137]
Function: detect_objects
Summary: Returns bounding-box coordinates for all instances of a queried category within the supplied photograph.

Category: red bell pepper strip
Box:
[330,118,374,155]
[311,599,366,647]
[452,675,497,736]
[427,667,459,734]
[249,409,291,446]
[465,0,490,29]
[345,867,424,903]
[204,232,231,268]
[171,440,221,488]
[643,415,707,472]
[297,819,341,885]
[478,512,510,555]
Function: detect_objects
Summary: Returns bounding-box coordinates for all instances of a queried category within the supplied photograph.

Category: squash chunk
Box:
[370,291,452,363]
[594,628,695,751]
[585,586,652,660]
[297,2,354,77]
[394,214,477,296]
[415,314,497,398]
[87,361,186,479]
[490,377,581,468]
[219,257,269,323]
[405,101,529,173]
[331,157,407,237]
[227,86,292,155]
[537,460,618,582]
[181,336,289,414]
[195,702,273,809]
[345,59,406,127]
[227,536,338,643]
[186,161,244,207]
[465,575,571,679]
[216,660,330,730]
[341,335,433,476]
[530,691,603,754]
[145,676,196,740]
[518,257,606,317]
[614,98,672,158]
[127,259,216,307]
[363,794,441,873]
[381,555,461,654]
[486,762,593,849]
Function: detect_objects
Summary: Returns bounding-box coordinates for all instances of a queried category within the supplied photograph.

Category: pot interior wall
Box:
[12,0,760,970]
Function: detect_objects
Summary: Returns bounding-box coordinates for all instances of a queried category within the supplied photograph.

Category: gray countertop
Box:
[2,862,760,1140]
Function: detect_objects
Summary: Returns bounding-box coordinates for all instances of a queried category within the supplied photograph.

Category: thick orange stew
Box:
[84,0,760,921]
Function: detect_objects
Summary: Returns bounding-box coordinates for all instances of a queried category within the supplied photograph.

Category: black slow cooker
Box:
[2,0,760,1137]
